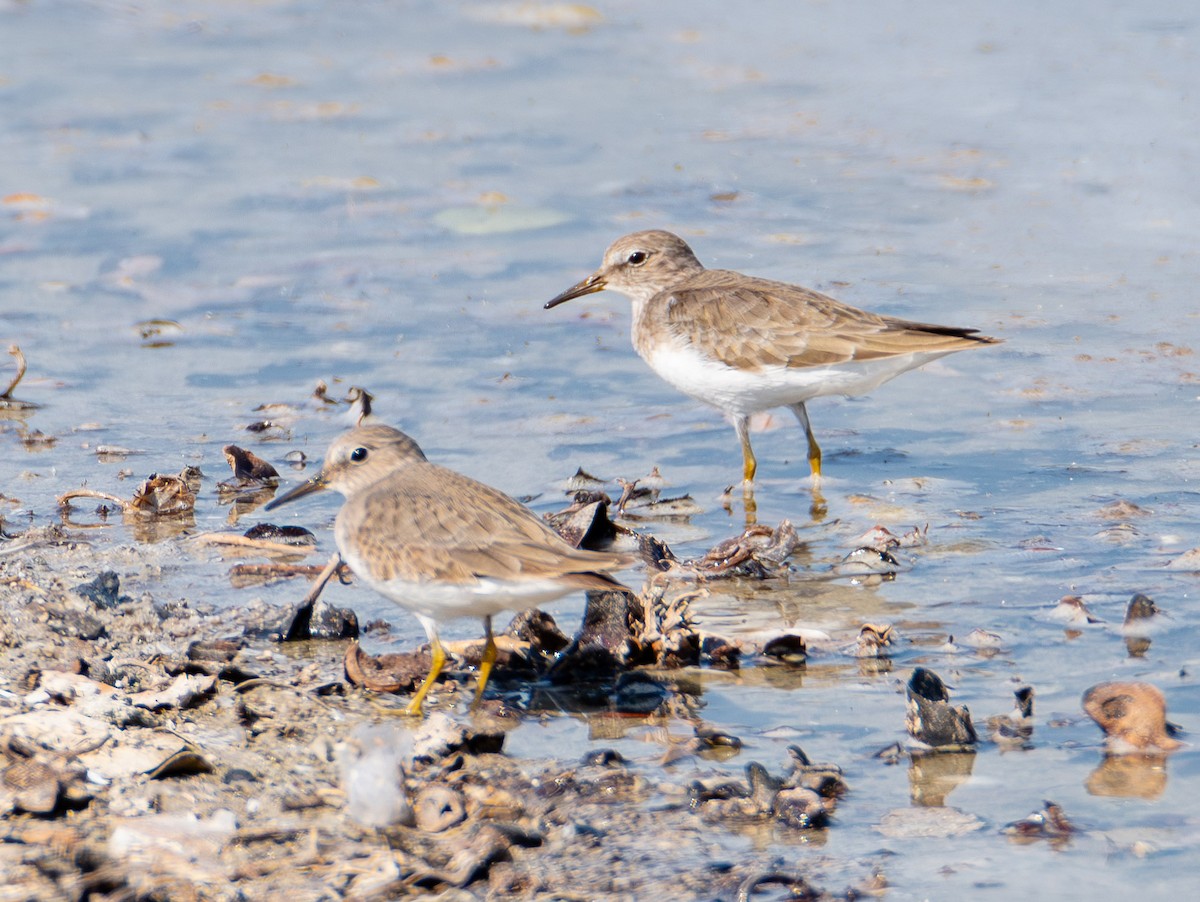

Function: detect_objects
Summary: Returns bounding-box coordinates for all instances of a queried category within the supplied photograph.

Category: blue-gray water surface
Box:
[3,1,1200,898]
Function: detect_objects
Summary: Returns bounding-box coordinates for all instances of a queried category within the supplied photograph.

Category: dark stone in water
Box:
[275,594,359,642]
[581,748,627,767]
[555,499,619,550]
[73,571,128,609]
[507,609,569,654]
[614,671,669,714]
[547,588,643,684]
[905,667,978,748]
[243,523,317,546]
[763,634,807,664]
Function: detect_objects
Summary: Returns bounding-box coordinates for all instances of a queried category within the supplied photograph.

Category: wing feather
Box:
[646,270,997,371]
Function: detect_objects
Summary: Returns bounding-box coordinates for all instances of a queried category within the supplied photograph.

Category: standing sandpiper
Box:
[266,423,629,715]
[546,230,999,484]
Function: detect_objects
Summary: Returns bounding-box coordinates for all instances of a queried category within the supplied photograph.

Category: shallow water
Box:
[4,0,1200,897]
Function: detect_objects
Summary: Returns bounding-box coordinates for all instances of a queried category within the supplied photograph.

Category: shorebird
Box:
[547,230,999,484]
[266,423,629,715]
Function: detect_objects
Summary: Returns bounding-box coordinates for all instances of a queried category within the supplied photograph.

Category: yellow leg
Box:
[807,431,822,479]
[742,484,758,527]
[472,616,497,709]
[789,403,822,480]
[734,415,757,483]
[405,633,445,717]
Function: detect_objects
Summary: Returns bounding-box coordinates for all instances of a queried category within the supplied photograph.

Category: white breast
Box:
[641,342,956,417]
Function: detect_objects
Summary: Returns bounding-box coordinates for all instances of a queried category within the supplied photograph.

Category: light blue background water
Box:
[4,2,1200,897]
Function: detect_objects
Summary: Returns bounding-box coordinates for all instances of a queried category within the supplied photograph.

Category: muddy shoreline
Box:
[0,519,892,901]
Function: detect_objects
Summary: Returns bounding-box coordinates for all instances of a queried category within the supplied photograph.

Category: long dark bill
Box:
[544,273,607,309]
[264,475,328,511]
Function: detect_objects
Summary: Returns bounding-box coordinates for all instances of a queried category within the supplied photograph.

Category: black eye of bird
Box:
[627,251,648,266]
[350,447,369,462]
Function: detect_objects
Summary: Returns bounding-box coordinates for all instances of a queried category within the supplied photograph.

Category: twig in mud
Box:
[57,488,133,513]
[193,533,318,558]
[2,345,27,400]
[228,562,336,589]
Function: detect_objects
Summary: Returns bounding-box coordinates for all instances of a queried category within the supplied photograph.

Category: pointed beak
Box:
[265,474,328,511]
[544,271,607,309]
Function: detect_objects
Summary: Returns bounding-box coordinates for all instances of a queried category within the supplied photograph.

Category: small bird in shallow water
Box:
[546,229,1000,484]
[266,424,629,715]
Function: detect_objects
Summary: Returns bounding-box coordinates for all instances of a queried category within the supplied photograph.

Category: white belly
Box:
[340,545,578,626]
[643,343,953,417]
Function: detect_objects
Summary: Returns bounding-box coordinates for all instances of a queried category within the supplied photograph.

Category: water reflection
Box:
[908,750,977,807]
[1086,754,1171,800]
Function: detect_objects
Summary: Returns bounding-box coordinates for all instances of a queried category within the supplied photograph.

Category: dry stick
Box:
[301,553,345,607]
[191,533,318,557]
[2,345,27,399]
[57,488,134,512]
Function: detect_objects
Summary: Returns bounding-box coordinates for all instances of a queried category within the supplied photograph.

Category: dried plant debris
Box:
[1165,546,1200,571]
[220,445,280,488]
[226,562,331,589]
[337,584,704,715]
[135,318,184,347]
[987,686,1035,747]
[344,641,431,694]
[198,523,318,558]
[0,345,40,411]
[848,623,896,658]
[93,444,145,459]
[58,468,196,524]
[0,563,883,900]
[905,668,978,750]
[761,634,808,665]
[345,385,374,423]
[649,521,800,581]
[1117,593,1167,656]
[274,587,359,642]
[130,474,196,516]
[1122,592,1165,634]
[563,467,607,493]
[0,734,94,816]
[18,427,56,449]
[547,497,624,550]
[1082,682,1183,754]
[855,523,928,550]
[1003,800,1075,845]
[1048,595,1103,626]
[687,754,845,831]
[697,521,800,575]
[833,545,901,579]
[558,466,701,521]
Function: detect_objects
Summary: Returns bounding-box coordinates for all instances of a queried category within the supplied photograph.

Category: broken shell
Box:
[414,785,467,832]
[1082,681,1183,753]
[1003,799,1074,843]
[905,668,978,749]
[762,634,807,665]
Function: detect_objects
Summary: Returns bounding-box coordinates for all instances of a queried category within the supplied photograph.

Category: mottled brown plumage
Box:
[547,229,999,482]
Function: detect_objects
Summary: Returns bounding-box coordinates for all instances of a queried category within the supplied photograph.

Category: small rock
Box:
[73,571,128,609]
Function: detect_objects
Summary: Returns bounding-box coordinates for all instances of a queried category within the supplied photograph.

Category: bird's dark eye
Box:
[627,251,648,266]
[350,447,369,462]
